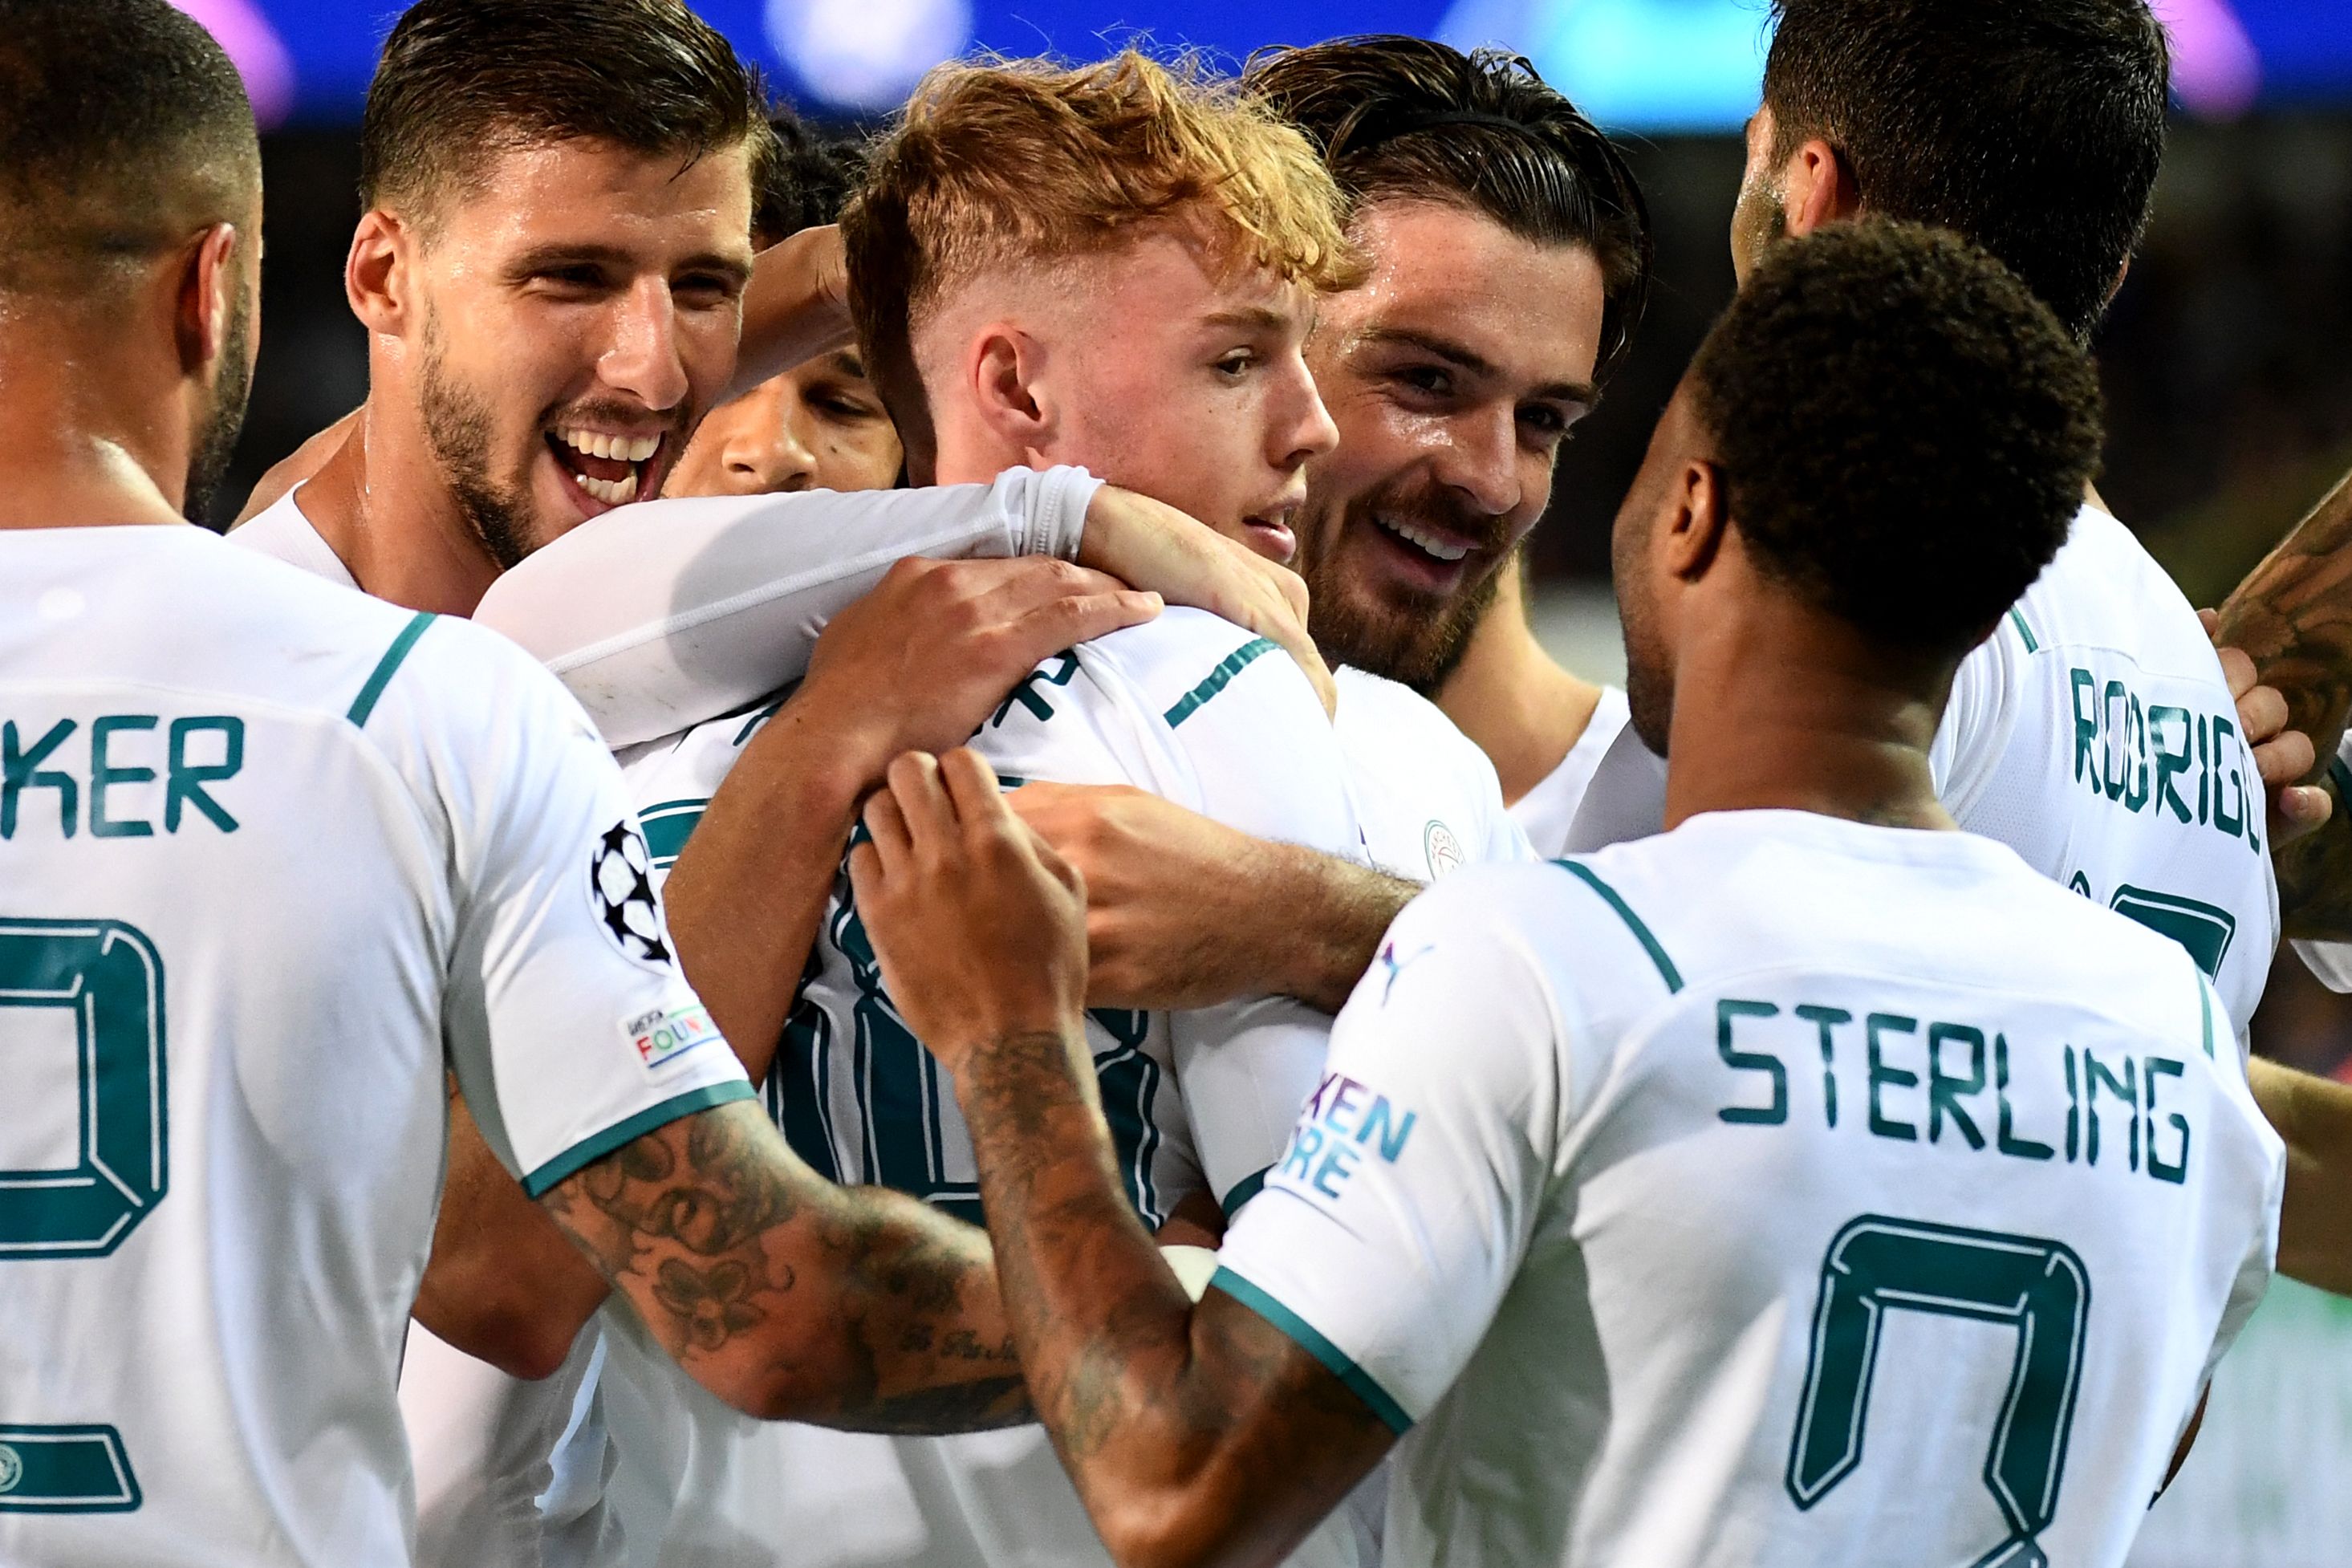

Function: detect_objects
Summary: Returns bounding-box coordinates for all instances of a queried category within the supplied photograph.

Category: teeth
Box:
[557,429,660,463]
[1379,516,1470,563]
[575,469,640,506]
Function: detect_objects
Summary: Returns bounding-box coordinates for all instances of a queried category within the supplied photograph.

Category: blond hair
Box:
[844,50,1363,409]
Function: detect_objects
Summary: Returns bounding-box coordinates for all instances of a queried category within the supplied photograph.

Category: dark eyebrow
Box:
[506,242,755,288]
[829,350,868,379]
[1359,326,1599,407]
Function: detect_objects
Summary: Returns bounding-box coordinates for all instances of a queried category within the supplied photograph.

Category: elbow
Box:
[412,1296,583,1383]
[1089,1481,1247,1568]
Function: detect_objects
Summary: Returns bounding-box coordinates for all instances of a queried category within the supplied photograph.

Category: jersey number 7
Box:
[1786,1215,2090,1568]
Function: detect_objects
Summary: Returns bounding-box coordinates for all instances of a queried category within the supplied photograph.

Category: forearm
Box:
[2252,1055,2352,1297]
[955,1030,1241,1554]
[729,225,852,400]
[2216,468,2352,770]
[541,1100,1028,1431]
[473,470,1093,748]
[412,1089,610,1380]
[1253,846,1418,1014]
[664,710,871,1083]
[958,1032,1370,1568]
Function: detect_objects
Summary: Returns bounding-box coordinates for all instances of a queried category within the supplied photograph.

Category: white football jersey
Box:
[225,488,358,590]
[0,526,750,1568]
[576,607,1371,1568]
[1334,666,1533,878]
[1558,507,2280,1036]
[1509,684,1632,859]
[1219,810,2284,1568]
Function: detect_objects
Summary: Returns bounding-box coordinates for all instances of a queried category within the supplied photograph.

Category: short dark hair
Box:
[1762,0,2169,343]
[754,111,868,248]
[0,0,258,292]
[1245,35,1652,384]
[1690,222,2102,655]
[360,0,771,230]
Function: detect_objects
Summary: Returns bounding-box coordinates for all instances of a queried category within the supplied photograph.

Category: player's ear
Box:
[174,221,242,382]
[1663,458,1729,583]
[1781,138,1859,238]
[966,324,1054,457]
[346,209,413,340]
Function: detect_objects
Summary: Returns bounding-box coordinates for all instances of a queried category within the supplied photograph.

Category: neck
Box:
[295,384,505,615]
[1434,556,1603,806]
[927,424,1022,490]
[1662,591,1952,832]
[0,324,187,530]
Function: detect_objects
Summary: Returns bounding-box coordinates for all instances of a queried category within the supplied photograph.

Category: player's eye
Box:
[675,272,742,308]
[1213,350,1259,379]
[1395,364,1453,399]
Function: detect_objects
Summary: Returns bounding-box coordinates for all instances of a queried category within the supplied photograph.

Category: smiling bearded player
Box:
[851,220,2284,1568]
[477,38,1654,1024]
[457,52,1390,1568]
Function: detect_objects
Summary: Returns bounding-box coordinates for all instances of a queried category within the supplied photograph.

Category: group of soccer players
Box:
[12,0,2352,1563]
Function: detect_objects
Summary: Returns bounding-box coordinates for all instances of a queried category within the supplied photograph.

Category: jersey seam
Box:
[1208,1265,1413,1435]
[1553,859,1684,993]
[347,611,437,728]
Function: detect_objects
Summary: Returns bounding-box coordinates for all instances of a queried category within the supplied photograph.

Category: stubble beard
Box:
[1300,481,1515,695]
[185,290,255,522]
[418,320,538,571]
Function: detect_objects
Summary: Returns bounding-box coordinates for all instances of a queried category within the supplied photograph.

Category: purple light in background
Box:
[2155,0,2261,118]
[172,0,295,127]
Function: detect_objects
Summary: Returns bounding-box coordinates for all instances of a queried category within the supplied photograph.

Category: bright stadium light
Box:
[766,0,972,109]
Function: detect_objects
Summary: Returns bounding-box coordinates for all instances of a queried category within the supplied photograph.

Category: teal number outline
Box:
[1787,1215,2090,1568]
[0,920,168,1257]
[2107,884,2236,982]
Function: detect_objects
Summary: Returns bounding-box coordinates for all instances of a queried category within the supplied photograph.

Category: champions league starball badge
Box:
[591,820,672,967]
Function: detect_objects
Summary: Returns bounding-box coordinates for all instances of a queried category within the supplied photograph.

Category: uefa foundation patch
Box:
[624,1001,723,1072]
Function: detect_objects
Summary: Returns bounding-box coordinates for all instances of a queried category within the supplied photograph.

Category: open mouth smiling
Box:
[548,425,668,510]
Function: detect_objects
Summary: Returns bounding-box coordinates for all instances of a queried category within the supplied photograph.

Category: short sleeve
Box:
[1211,875,1564,1431]
[431,640,753,1197]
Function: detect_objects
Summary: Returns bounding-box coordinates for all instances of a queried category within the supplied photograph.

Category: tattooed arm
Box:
[848,750,1394,1567]
[537,1098,1030,1432]
[2216,470,2352,933]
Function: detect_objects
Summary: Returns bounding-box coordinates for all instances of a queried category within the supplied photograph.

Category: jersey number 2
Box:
[1786,1215,2089,1568]
[0,920,165,1511]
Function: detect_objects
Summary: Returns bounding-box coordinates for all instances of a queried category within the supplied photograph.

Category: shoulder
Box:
[1993,505,2220,677]
[1077,607,1313,730]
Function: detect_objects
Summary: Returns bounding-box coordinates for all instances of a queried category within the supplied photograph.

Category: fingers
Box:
[2254,726,2316,786]
[861,783,912,875]
[1007,591,1162,666]
[937,748,1007,832]
[884,751,955,859]
[2278,785,2336,843]
[2198,607,2221,643]
[2216,644,2257,703]
[2235,680,2289,748]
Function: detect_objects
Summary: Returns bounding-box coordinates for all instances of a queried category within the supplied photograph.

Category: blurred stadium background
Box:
[185,2,2352,1560]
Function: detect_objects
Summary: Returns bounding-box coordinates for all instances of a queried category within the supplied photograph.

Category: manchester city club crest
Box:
[1422,819,1465,879]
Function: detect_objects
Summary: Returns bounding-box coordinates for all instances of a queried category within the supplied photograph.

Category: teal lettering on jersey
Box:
[1,714,242,839]
[1716,997,2192,1184]
[991,653,1080,728]
[1277,1070,1419,1201]
[2070,668,2259,855]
